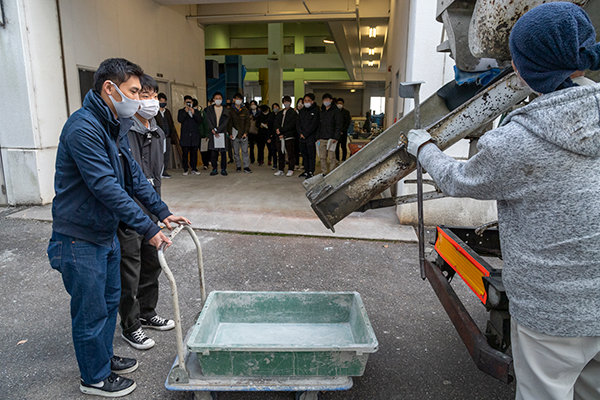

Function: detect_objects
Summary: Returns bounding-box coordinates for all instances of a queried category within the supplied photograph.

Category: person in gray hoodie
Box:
[408,4,600,400]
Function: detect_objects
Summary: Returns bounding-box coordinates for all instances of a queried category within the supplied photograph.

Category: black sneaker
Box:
[161,172,171,179]
[236,167,242,172]
[210,169,218,176]
[221,169,228,176]
[140,315,175,331]
[299,172,308,178]
[111,356,138,374]
[121,328,155,350]
[244,168,252,173]
[80,372,136,397]
[305,172,314,179]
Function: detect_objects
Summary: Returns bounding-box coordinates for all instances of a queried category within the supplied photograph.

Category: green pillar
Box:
[267,23,283,105]
[294,33,305,102]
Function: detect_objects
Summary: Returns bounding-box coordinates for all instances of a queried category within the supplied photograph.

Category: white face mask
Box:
[235,99,243,105]
[137,98,160,120]
[108,81,140,118]
[214,99,222,106]
[337,104,343,110]
[304,102,312,108]
[284,102,291,109]
[323,101,331,107]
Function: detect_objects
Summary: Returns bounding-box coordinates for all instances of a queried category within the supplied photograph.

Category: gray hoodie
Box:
[419,83,600,337]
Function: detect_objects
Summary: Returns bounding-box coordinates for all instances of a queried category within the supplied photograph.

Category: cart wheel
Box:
[193,391,217,400]
[295,391,320,400]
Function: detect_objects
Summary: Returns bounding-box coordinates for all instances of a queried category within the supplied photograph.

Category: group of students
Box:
[166,92,352,179]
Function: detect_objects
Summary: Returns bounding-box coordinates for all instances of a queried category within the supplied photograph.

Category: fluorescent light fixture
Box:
[350,89,356,93]
[368,48,375,55]
[323,39,335,44]
[368,61,374,67]
[369,27,377,38]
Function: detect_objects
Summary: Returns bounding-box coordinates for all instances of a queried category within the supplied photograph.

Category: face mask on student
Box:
[137,98,160,119]
[304,102,312,108]
[284,102,291,109]
[337,104,343,110]
[273,107,280,113]
[214,99,222,106]
[108,81,140,118]
[235,99,243,105]
[323,100,331,107]
[159,102,167,108]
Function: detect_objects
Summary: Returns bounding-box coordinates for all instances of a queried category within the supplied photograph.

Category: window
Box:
[370,96,386,114]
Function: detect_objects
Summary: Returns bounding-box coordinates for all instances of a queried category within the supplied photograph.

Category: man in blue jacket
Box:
[47,58,189,397]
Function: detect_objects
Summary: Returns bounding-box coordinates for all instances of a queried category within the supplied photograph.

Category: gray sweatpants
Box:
[232,137,250,169]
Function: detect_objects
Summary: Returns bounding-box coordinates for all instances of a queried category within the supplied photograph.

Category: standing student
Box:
[335,98,351,162]
[118,75,175,351]
[255,104,271,166]
[274,95,298,177]
[248,100,260,165]
[229,93,252,173]
[317,93,342,174]
[177,95,202,175]
[155,92,176,178]
[47,58,189,397]
[297,93,320,178]
[294,98,304,169]
[205,92,230,176]
[199,99,212,169]
[271,102,280,115]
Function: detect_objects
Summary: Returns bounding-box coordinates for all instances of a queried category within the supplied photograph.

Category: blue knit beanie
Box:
[509,2,600,94]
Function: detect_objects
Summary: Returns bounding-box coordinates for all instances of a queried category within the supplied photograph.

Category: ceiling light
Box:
[369,27,377,38]
[323,39,335,44]
[350,89,356,93]
[368,61,374,67]
[368,48,375,55]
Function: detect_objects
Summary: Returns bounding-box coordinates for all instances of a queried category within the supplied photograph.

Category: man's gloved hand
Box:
[407,129,433,157]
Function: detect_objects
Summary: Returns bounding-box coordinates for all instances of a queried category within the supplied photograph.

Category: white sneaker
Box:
[191,170,201,175]
[274,171,284,176]
[286,170,294,177]
[121,328,155,350]
[182,171,189,176]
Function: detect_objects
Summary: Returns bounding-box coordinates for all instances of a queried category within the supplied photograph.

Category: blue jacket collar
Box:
[83,90,121,137]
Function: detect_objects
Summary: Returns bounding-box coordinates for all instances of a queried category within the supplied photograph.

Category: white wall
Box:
[390,0,498,226]
[59,0,206,113]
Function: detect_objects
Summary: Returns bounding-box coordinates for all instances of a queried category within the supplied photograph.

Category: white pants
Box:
[511,319,600,400]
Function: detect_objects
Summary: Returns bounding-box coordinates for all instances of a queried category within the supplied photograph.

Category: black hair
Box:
[337,97,344,104]
[250,100,258,106]
[303,93,315,101]
[272,103,280,108]
[233,92,243,99]
[296,98,303,105]
[212,91,223,99]
[93,58,143,93]
[158,92,167,101]
[192,98,199,107]
[322,93,333,100]
[282,95,292,103]
[184,95,193,101]
[139,74,159,93]
[259,104,269,113]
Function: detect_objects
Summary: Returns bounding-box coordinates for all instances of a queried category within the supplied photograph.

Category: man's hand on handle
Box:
[149,230,172,249]
[163,215,191,230]
[149,215,192,249]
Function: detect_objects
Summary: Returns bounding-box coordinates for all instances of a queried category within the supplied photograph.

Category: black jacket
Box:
[274,108,298,139]
[205,105,231,150]
[339,107,351,136]
[177,107,203,147]
[297,105,320,139]
[256,111,275,140]
[155,108,176,140]
[318,105,343,141]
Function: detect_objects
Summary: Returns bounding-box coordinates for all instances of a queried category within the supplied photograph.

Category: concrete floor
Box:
[0,215,515,400]
[9,163,417,243]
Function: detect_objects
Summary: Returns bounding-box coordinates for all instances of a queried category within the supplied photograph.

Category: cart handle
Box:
[157,223,206,383]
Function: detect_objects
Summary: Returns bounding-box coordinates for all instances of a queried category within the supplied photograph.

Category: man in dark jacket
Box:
[229,92,252,173]
[205,92,230,176]
[274,96,298,176]
[155,92,176,178]
[118,75,176,352]
[317,93,343,174]
[177,95,203,175]
[46,58,189,397]
[335,97,351,162]
[256,104,274,167]
[297,93,320,178]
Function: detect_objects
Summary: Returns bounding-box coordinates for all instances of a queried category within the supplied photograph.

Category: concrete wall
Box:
[388,0,498,226]
[59,0,206,113]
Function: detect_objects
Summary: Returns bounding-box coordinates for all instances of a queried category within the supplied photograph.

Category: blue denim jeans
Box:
[47,231,121,384]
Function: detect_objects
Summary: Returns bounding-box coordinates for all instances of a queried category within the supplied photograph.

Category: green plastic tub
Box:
[187,291,378,377]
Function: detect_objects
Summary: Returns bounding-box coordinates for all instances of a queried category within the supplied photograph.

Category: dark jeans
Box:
[248,134,258,164]
[211,149,227,171]
[201,151,211,168]
[163,140,171,172]
[47,231,121,385]
[268,140,276,164]
[300,136,316,174]
[255,136,266,164]
[181,146,198,172]
[336,133,348,161]
[295,136,301,167]
[117,227,161,335]
[276,138,296,172]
